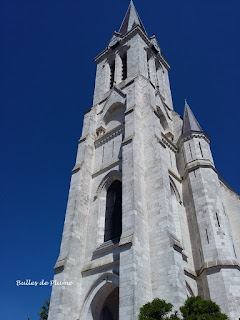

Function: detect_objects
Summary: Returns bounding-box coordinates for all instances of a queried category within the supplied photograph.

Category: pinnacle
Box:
[182,100,203,135]
[119,1,147,36]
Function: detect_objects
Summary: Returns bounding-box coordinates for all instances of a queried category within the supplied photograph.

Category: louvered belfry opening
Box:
[121,52,127,80]
[104,180,122,242]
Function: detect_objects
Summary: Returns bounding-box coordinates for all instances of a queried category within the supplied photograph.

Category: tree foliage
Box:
[180,296,229,320]
[138,298,180,320]
[138,296,229,320]
[38,300,49,320]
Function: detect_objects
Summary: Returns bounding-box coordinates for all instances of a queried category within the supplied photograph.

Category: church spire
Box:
[119,1,147,36]
[182,100,203,135]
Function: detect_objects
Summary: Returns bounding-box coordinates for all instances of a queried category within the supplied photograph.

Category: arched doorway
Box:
[99,287,119,320]
[82,275,119,320]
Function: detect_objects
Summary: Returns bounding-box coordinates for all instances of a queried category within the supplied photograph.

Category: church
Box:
[48,2,240,319]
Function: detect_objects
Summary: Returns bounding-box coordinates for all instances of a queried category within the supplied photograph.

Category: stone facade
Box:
[48,2,240,320]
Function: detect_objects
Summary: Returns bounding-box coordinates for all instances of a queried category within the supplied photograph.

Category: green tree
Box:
[180,296,229,320]
[38,300,49,320]
[138,298,180,320]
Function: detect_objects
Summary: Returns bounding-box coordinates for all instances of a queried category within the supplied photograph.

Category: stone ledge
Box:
[54,259,65,270]
[54,255,68,273]
[72,162,83,174]
[161,132,178,153]
[119,77,135,90]
[168,169,182,183]
[122,135,134,146]
[170,235,184,253]
[94,124,124,148]
[94,25,170,70]
[178,131,210,148]
[182,250,188,262]
[92,159,122,178]
[184,268,197,279]
[82,233,133,276]
[125,107,134,115]
[155,134,166,149]
[197,259,240,276]
[182,160,217,179]
[84,107,92,115]
[93,231,133,256]
[93,239,120,255]
[81,260,120,277]
[78,135,87,144]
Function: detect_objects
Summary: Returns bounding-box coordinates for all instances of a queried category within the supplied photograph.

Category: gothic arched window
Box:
[104,180,122,242]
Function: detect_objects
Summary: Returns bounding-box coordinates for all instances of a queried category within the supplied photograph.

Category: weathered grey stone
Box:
[48,3,240,320]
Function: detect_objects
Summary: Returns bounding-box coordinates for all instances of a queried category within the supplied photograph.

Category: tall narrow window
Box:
[155,60,160,88]
[121,52,127,80]
[199,141,203,158]
[147,52,151,80]
[216,212,220,227]
[189,143,193,160]
[104,180,122,242]
[233,245,237,258]
[110,60,115,89]
[206,229,209,243]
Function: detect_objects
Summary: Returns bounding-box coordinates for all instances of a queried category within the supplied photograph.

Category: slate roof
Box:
[182,100,203,134]
[119,0,147,36]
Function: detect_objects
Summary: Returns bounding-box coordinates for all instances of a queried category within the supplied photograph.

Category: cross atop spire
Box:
[119,1,147,36]
[182,100,203,135]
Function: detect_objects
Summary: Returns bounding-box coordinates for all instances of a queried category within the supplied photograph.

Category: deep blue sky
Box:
[1,0,240,319]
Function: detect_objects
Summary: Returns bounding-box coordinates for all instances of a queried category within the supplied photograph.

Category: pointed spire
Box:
[119,1,147,36]
[182,100,203,135]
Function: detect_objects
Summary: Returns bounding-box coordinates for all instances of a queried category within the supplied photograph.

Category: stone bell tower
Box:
[48,2,240,320]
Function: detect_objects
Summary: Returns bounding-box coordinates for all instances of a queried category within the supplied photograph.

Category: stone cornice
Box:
[94,124,124,148]
[78,135,87,144]
[92,159,122,179]
[94,26,170,70]
[125,106,134,115]
[170,237,184,253]
[184,268,197,279]
[72,162,83,175]
[184,259,240,280]
[122,135,134,146]
[161,132,178,153]
[120,78,135,90]
[155,134,166,149]
[54,255,68,273]
[81,259,120,277]
[182,159,217,180]
[93,239,120,256]
[81,234,133,276]
[168,169,182,183]
[178,131,210,148]
[84,107,92,114]
[197,259,240,276]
